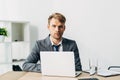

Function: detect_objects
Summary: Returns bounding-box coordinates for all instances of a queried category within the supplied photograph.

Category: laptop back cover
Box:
[40,51,76,77]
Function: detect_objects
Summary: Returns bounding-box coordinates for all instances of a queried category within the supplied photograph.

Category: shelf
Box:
[0,21,30,42]
[0,42,11,44]
[0,43,12,63]
[11,22,30,42]
[12,42,30,60]
[0,20,30,74]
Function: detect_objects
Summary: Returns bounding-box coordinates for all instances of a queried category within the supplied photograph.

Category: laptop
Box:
[40,51,82,77]
[97,69,120,77]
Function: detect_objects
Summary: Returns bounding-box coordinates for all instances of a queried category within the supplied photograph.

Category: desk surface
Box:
[0,71,120,80]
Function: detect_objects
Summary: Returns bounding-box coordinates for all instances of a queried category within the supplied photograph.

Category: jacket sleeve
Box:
[22,41,41,72]
[73,41,82,71]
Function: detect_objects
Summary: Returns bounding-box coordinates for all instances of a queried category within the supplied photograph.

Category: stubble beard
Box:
[52,33,63,41]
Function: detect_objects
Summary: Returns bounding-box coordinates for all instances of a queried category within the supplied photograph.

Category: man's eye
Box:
[52,25,56,27]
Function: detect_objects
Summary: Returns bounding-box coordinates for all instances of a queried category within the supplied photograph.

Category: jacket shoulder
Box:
[63,37,76,43]
[36,38,47,45]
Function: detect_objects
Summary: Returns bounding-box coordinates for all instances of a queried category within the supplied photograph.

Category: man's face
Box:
[48,18,65,40]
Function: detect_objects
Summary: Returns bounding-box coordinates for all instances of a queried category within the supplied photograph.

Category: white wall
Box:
[1,0,120,70]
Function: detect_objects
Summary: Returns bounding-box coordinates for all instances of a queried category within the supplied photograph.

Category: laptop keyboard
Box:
[78,78,99,80]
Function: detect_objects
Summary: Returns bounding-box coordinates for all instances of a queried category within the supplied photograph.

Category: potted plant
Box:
[0,27,8,42]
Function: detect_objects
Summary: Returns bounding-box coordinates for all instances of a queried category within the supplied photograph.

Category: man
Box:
[22,13,82,72]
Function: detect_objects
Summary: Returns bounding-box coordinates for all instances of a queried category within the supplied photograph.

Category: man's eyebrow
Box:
[51,24,64,27]
[58,25,63,27]
[52,24,56,26]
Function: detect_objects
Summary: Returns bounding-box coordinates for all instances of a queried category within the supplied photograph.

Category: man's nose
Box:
[55,27,60,31]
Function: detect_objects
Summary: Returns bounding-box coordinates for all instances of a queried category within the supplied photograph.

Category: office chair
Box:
[108,66,120,72]
[12,65,22,71]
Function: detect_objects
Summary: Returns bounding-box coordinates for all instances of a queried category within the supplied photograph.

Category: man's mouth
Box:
[55,33,60,35]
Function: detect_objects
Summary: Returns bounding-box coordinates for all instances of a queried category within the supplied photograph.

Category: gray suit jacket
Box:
[22,35,82,72]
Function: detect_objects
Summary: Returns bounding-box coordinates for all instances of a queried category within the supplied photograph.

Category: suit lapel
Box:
[62,38,68,51]
[44,35,53,51]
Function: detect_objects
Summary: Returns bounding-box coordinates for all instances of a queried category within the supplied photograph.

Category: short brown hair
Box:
[48,13,66,24]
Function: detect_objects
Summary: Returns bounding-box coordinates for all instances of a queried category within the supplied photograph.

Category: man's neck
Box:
[50,36,62,45]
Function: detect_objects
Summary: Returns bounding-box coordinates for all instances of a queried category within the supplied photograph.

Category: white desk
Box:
[0,71,120,80]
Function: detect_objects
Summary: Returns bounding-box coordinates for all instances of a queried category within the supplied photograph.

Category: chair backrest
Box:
[12,65,22,71]
[108,66,120,72]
